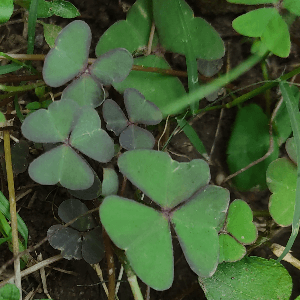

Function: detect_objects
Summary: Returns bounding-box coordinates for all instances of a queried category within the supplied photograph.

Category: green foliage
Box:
[21,99,114,190]
[101,168,119,196]
[219,200,257,262]
[0,0,13,24]
[100,150,230,290]
[227,104,279,191]
[153,0,225,60]
[199,256,292,299]
[0,284,20,300]
[229,0,300,57]
[103,88,162,150]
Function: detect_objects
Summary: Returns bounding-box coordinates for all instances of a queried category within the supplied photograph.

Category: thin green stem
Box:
[163,52,267,116]
[0,81,44,92]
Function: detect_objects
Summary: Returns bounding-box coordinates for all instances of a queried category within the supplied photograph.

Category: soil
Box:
[1,0,300,299]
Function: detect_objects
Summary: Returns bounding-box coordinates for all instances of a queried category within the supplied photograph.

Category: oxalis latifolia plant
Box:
[2,0,300,299]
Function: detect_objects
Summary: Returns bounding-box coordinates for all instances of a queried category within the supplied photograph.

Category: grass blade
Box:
[277,81,300,261]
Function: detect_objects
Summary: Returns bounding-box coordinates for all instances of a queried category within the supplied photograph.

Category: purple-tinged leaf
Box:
[21,99,79,143]
[124,88,162,125]
[70,107,114,163]
[29,144,94,190]
[43,20,91,87]
[90,48,133,85]
[102,99,128,136]
[119,125,155,150]
[61,74,105,108]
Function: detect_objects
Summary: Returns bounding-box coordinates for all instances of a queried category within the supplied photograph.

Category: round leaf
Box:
[43,20,91,87]
[118,150,210,208]
[199,256,292,300]
[171,185,230,277]
[124,88,162,125]
[100,196,173,290]
[0,284,20,300]
[102,99,128,136]
[218,234,246,263]
[225,199,257,244]
[267,157,297,226]
[58,199,95,231]
[119,125,155,150]
[61,74,105,108]
[29,144,94,190]
[90,48,133,85]
[197,58,223,77]
[284,0,300,16]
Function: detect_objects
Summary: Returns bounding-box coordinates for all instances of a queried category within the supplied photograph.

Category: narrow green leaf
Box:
[277,82,300,261]
[176,117,208,160]
[27,0,39,55]
[0,63,22,75]
[0,191,28,246]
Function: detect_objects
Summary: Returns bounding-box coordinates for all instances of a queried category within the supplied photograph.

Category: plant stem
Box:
[0,81,44,92]
[164,52,268,115]
[3,130,22,298]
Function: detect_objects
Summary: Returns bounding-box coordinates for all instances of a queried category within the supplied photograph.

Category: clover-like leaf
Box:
[284,0,300,16]
[199,256,292,300]
[0,0,13,24]
[124,88,162,125]
[48,199,104,263]
[226,200,257,244]
[70,106,114,163]
[29,144,94,190]
[219,234,246,263]
[219,200,257,262]
[43,20,91,87]
[90,48,133,85]
[153,0,224,60]
[119,125,155,150]
[21,99,79,143]
[197,58,223,77]
[267,157,297,226]
[22,99,114,190]
[58,199,95,231]
[61,74,105,108]
[102,168,119,196]
[118,150,211,208]
[100,150,230,290]
[95,0,157,55]
[232,8,290,57]
[102,99,128,135]
[100,196,173,290]
[68,172,102,200]
[103,89,162,150]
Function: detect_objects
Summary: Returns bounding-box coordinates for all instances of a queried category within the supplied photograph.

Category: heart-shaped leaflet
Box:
[100,150,230,290]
